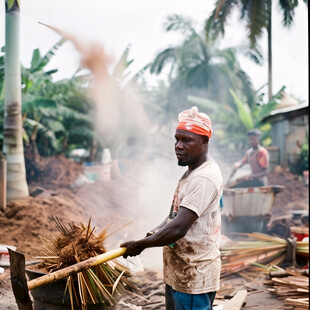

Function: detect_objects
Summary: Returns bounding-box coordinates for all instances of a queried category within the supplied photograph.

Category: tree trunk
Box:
[3,0,29,201]
[61,135,68,155]
[30,125,39,161]
[89,139,98,161]
[267,0,273,101]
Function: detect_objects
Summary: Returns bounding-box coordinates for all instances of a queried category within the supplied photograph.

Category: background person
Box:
[230,129,269,188]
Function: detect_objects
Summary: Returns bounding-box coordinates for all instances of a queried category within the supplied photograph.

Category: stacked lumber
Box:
[220,233,309,277]
[264,268,309,310]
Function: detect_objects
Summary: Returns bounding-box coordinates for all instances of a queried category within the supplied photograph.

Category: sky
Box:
[0,0,308,102]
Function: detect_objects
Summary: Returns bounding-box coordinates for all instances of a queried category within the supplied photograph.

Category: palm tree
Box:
[205,0,307,100]
[148,15,259,119]
[3,0,29,200]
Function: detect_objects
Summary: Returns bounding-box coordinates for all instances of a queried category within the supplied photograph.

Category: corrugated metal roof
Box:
[262,103,308,122]
[270,103,308,115]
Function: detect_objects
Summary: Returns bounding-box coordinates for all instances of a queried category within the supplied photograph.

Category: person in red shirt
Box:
[231,129,269,187]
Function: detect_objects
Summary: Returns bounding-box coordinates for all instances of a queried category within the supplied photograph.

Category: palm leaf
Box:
[229,88,254,130]
[187,95,218,111]
[31,38,66,73]
[164,14,198,39]
[205,0,237,40]
[247,0,268,46]
[22,98,57,114]
[149,48,177,75]
[111,45,134,80]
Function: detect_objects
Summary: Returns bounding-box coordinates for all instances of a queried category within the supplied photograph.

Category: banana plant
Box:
[188,86,284,149]
[20,40,93,158]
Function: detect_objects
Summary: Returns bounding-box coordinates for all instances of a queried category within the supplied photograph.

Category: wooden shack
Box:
[262,94,308,169]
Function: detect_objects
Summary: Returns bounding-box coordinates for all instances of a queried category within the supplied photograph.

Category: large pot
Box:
[26,269,106,310]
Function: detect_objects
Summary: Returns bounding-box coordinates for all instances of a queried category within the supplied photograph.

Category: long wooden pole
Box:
[27,247,126,290]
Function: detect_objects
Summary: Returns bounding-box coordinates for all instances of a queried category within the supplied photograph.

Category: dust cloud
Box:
[41,24,244,270]
[41,24,188,269]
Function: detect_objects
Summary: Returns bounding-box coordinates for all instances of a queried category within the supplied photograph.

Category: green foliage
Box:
[229,89,254,130]
[205,0,302,49]
[298,132,309,171]
[0,40,94,157]
[1,39,147,160]
[7,0,18,10]
[188,86,284,149]
[291,132,309,175]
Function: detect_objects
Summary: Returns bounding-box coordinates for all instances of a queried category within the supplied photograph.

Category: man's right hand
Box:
[120,240,145,258]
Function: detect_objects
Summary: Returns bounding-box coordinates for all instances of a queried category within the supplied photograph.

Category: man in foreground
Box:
[121,106,223,310]
[231,129,269,187]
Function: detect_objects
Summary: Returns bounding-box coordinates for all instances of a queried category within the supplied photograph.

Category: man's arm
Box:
[238,167,267,181]
[238,149,269,181]
[232,155,247,176]
[120,207,198,258]
[145,216,169,237]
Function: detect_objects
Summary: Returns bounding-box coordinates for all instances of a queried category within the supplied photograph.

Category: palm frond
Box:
[149,48,177,75]
[205,0,238,40]
[229,88,254,130]
[31,38,66,73]
[164,14,198,39]
[247,0,268,46]
[278,0,299,26]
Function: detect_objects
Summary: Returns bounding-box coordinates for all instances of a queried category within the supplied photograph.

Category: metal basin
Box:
[222,185,284,217]
[221,185,284,235]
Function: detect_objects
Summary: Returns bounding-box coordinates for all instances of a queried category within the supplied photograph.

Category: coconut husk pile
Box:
[31,216,139,310]
[264,268,309,309]
[25,155,83,189]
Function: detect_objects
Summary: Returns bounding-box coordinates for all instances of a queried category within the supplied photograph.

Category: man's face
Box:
[175,129,207,166]
[248,135,259,148]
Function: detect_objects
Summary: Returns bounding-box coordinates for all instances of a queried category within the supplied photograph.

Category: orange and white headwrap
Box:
[176,106,213,138]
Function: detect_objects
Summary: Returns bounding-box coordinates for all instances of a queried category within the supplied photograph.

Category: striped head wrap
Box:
[176,106,213,138]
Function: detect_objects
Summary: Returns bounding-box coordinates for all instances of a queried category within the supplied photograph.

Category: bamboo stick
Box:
[27,247,126,291]
[270,269,309,278]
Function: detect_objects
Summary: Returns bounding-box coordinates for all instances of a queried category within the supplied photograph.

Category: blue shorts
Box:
[165,284,216,310]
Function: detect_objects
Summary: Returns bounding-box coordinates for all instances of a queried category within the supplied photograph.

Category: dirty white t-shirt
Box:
[163,158,223,294]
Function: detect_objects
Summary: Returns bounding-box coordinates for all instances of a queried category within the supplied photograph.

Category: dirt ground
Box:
[0,156,308,309]
[0,268,284,310]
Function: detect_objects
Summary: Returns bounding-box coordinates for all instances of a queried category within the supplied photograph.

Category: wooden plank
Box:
[8,249,33,310]
[222,290,248,310]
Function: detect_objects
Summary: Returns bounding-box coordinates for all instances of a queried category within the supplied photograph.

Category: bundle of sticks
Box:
[32,216,138,310]
[264,268,309,310]
[220,232,309,278]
